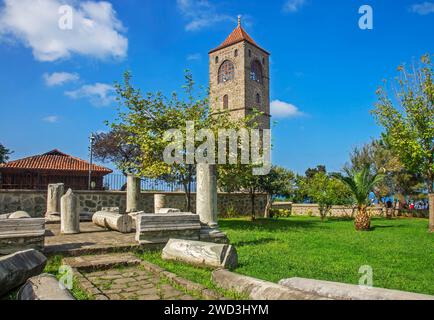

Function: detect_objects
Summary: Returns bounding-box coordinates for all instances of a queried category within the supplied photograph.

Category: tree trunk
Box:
[355,205,371,231]
[250,190,256,221]
[183,182,191,212]
[264,194,272,218]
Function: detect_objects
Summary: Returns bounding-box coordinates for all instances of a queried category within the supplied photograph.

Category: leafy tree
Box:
[346,139,424,205]
[301,172,352,221]
[109,71,241,211]
[0,143,12,164]
[93,129,141,174]
[221,166,296,219]
[333,166,385,231]
[259,166,296,218]
[305,165,326,179]
[372,54,434,193]
[218,164,262,221]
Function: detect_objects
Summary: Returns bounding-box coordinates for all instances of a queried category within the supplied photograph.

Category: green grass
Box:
[44,255,93,300]
[138,251,248,299]
[140,217,433,296]
[220,216,434,295]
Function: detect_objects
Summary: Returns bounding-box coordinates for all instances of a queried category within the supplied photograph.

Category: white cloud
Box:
[271,100,304,118]
[283,0,306,13]
[411,2,434,15]
[187,53,201,61]
[43,72,79,86]
[176,0,234,31]
[0,0,128,61]
[65,83,115,106]
[43,115,60,123]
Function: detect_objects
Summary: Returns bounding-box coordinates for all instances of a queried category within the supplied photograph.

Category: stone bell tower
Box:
[209,16,271,130]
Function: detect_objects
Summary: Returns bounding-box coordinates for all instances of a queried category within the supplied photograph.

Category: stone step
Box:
[63,253,141,271]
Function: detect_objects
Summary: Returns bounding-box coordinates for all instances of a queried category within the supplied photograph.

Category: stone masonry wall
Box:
[272,202,385,217]
[0,190,266,218]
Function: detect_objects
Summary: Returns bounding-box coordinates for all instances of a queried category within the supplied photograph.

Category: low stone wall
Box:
[272,202,385,218]
[0,189,266,218]
[0,190,46,217]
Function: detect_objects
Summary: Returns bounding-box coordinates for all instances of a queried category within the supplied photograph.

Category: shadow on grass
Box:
[219,218,326,233]
[370,224,407,231]
[232,237,281,247]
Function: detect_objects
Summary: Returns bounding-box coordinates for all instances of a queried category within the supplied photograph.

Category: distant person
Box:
[386,200,393,209]
[385,200,393,219]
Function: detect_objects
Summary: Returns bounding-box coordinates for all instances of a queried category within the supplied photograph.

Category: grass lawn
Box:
[142,217,433,296]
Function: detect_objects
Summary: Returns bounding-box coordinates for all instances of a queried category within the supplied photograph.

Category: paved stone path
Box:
[46,225,221,300]
[83,267,195,300]
[44,222,142,256]
[64,253,199,300]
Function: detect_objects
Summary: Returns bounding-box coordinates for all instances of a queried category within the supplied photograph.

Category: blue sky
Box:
[0,0,433,174]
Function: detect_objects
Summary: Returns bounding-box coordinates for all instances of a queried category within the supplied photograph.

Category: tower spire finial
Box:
[237,15,241,27]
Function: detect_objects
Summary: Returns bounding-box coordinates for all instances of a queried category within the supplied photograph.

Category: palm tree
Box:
[333,166,385,231]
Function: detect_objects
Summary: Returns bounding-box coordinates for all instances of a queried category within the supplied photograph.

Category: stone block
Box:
[136,213,201,244]
[93,211,133,233]
[8,211,31,219]
[46,183,64,217]
[278,277,434,300]
[212,269,325,300]
[162,239,237,269]
[60,189,80,234]
[0,249,47,297]
[0,218,45,255]
[18,274,75,300]
[157,208,181,214]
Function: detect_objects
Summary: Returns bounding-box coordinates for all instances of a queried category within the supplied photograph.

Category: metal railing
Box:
[103,174,196,192]
[0,172,195,192]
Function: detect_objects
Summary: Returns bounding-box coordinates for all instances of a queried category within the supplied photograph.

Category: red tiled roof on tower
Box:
[0,149,112,174]
[209,16,269,54]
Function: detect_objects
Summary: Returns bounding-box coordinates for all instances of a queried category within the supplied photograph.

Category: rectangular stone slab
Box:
[136,213,201,244]
[0,218,45,255]
[0,249,47,297]
[212,269,327,300]
[162,239,238,269]
[278,277,434,300]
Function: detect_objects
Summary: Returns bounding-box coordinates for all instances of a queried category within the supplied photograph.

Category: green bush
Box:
[223,205,240,218]
[270,208,291,218]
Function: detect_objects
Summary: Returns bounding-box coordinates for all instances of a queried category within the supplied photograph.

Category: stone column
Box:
[126,174,141,213]
[60,189,80,234]
[154,194,167,213]
[46,183,64,218]
[196,164,218,228]
[429,194,434,233]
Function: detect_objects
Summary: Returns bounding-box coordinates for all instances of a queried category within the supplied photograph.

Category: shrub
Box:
[224,205,240,218]
[270,208,291,219]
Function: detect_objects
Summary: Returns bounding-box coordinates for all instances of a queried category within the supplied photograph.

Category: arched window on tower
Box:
[250,60,263,84]
[256,93,261,104]
[234,49,238,57]
[218,60,235,83]
[223,95,229,110]
[215,56,219,64]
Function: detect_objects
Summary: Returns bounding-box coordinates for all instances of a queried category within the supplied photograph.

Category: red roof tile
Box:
[0,149,112,174]
[209,23,269,54]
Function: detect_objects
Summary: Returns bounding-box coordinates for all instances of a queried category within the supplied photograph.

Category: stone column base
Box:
[45,213,61,223]
[45,212,94,224]
[200,225,229,244]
